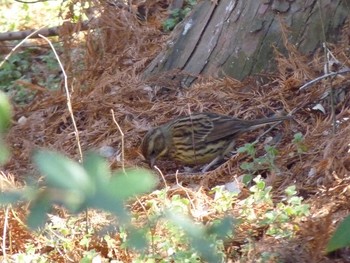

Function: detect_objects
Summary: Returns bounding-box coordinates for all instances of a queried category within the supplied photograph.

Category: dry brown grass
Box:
[1,0,350,261]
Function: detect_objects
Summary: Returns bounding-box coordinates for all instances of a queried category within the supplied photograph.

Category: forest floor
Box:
[1,1,350,262]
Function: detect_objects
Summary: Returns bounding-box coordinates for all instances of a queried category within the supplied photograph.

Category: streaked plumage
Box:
[141,112,289,171]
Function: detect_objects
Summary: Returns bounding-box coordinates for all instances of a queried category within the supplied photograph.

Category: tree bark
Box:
[143,0,349,85]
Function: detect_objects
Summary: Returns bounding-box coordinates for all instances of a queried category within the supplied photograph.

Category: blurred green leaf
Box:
[126,227,148,251]
[265,145,278,158]
[88,168,157,223]
[237,143,255,156]
[253,176,266,190]
[207,217,234,238]
[327,215,350,252]
[285,185,297,196]
[33,151,93,194]
[27,191,52,229]
[58,189,86,212]
[163,18,178,31]
[0,91,12,132]
[170,8,181,17]
[83,153,110,185]
[0,138,10,164]
[166,212,223,262]
[292,132,308,154]
[88,189,130,224]
[292,132,303,143]
[0,190,23,204]
[110,169,157,200]
[240,162,254,171]
[242,174,253,185]
[0,91,12,163]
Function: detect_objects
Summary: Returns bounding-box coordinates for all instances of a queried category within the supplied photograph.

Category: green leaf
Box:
[292,132,304,143]
[285,185,297,196]
[125,227,148,251]
[0,91,12,132]
[237,143,256,156]
[0,190,23,204]
[188,0,197,6]
[0,137,10,164]
[265,145,278,158]
[242,174,253,185]
[170,8,181,17]
[253,176,266,190]
[166,212,223,262]
[207,217,235,238]
[240,162,254,171]
[182,7,192,17]
[27,191,52,229]
[327,215,350,252]
[110,169,157,200]
[83,153,110,185]
[287,196,302,206]
[237,145,248,154]
[87,189,130,224]
[163,18,178,31]
[0,185,39,205]
[33,150,93,194]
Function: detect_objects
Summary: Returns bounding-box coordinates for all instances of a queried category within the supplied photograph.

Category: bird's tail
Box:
[244,115,291,129]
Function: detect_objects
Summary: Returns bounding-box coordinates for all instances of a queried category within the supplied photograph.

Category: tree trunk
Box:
[143,0,349,85]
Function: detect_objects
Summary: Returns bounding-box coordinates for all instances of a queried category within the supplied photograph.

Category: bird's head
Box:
[141,127,169,167]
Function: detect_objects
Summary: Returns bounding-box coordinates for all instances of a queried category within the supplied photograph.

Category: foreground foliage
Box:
[1,154,311,261]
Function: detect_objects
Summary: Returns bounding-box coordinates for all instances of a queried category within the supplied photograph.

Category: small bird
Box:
[141,112,290,172]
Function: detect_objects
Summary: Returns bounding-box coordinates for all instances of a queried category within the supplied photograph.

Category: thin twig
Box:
[175,169,180,186]
[2,206,10,260]
[10,207,26,227]
[38,34,83,163]
[298,68,350,91]
[322,43,337,134]
[39,34,86,234]
[111,109,125,174]
[154,165,168,188]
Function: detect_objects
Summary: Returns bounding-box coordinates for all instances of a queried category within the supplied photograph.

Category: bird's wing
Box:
[204,115,248,142]
[171,113,215,144]
[205,114,289,142]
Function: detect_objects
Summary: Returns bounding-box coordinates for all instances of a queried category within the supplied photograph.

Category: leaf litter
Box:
[1,1,350,261]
